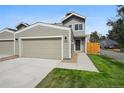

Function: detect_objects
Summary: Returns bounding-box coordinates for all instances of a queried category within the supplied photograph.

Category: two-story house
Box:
[0,12,86,60]
[61,12,86,52]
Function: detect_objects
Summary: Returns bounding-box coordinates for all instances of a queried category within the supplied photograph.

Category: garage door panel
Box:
[22,38,61,59]
[0,40,14,55]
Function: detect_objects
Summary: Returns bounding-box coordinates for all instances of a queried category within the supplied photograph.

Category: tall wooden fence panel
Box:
[87,42,100,54]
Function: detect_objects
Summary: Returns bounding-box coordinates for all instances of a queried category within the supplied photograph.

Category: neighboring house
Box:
[100,39,118,49]
[0,12,86,60]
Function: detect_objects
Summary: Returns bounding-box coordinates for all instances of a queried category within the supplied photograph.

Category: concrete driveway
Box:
[0,58,60,88]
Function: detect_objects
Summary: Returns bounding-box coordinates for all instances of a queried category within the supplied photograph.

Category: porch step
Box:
[61,52,77,63]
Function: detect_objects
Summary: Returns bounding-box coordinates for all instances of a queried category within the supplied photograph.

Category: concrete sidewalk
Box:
[57,53,98,72]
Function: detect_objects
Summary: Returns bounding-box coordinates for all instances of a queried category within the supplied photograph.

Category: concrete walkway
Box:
[57,53,98,72]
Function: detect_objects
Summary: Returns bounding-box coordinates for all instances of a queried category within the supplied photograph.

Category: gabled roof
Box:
[62,12,86,23]
[6,28,17,32]
[16,22,70,34]
[0,28,15,33]
[16,22,30,28]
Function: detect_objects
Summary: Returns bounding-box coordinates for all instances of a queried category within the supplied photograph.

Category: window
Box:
[75,24,83,31]
[75,24,78,30]
[79,24,83,30]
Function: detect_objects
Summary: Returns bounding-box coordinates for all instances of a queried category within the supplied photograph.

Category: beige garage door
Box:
[21,38,61,59]
[0,40,14,55]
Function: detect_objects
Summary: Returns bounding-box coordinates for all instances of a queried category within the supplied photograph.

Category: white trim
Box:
[0,39,14,41]
[62,13,86,22]
[20,36,62,39]
[85,36,87,54]
[15,22,70,34]
[0,29,14,33]
[13,33,16,55]
[71,23,85,32]
[19,36,64,60]
[61,36,64,60]
[68,29,71,58]
[19,38,21,57]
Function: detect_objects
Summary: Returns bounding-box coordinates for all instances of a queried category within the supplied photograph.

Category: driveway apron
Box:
[0,58,59,88]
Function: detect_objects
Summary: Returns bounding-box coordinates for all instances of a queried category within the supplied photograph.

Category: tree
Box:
[90,31,99,42]
[100,35,106,40]
[118,5,124,20]
[107,6,124,51]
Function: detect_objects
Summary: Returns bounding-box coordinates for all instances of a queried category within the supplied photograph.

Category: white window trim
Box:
[68,23,84,32]
[74,24,83,31]
[19,36,64,60]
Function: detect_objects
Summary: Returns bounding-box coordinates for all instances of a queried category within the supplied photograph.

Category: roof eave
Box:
[61,13,86,23]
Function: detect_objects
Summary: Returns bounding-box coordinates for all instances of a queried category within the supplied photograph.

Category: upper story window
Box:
[75,24,83,31]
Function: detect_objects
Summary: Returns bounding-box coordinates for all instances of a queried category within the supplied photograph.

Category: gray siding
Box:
[16,25,70,58]
[63,17,85,37]
[0,31,14,39]
[0,40,14,55]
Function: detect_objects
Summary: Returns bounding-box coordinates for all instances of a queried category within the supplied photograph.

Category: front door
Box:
[75,40,80,51]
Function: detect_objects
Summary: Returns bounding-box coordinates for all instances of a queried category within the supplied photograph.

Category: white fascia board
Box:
[0,29,14,34]
[62,13,86,22]
[15,22,70,34]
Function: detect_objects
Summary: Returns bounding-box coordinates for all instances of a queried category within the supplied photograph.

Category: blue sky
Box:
[0,5,117,35]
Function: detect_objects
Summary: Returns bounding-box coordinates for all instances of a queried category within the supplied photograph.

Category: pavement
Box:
[0,53,98,88]
[0,58,59,88]
[101,49,124,62]
[57,53,98,72]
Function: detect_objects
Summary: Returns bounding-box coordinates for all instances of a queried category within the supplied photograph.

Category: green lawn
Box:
[36,55,124,88]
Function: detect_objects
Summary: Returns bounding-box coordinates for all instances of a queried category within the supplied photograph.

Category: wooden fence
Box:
[87,42,100,54]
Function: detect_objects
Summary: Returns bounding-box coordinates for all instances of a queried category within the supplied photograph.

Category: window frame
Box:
[75,24,83,31]
[75,24,79,31]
